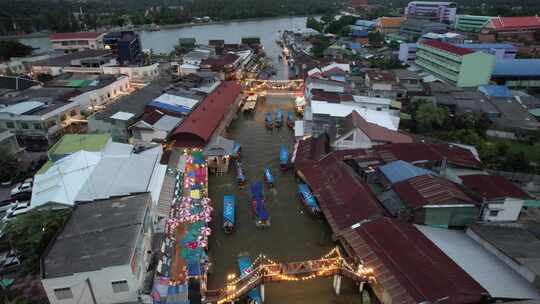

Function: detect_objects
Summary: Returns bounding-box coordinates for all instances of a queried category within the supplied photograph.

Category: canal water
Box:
[207,95,359,303]
[19,16,308,79]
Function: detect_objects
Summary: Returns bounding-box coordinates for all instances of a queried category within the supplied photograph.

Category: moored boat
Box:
[232,143,241,159]
[279,145,289,171]
[236,162,247,187]
[223,195,236,234]
[287,111,295,129]
[275,109,283,128]
[298,183,321,216]
[265,112,273,130]
[237,253,263,304]
[264,167,274,188]
[250,182,270,227]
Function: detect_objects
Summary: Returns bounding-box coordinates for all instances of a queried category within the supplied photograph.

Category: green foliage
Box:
[306,17,324,33]
[368,31,385,46]
[0,41,32,61]
[325,15,358,35]
[311,35,331,58]
[414,103,448,132]
[0,148,18,183]
[6,209,71,274]
[368,55,404,69]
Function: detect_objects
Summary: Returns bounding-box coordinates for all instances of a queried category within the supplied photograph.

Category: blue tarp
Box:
[223,195,235,224]
[265,112,273,123]
[251,182,263,200]
[478,85,513,98]
[250,182,268,220]
[298,183,319,210]
[378,160,435,184]
[279,145,288,165]
[237,163,246,183]
[238,254,263,304]
[275,109,283,123]
[351,30,369,38]
[287,111,294,121]
[188,262,202,276]
[149,100,192,114]
[264,168,274,184]
[255,199,269,220]
[350,42,362,50]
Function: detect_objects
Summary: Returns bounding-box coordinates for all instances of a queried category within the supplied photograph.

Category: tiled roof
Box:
[49,32,105,40]
[344,111,413,144]
[392,175,477,209]
[460,174,532,200]
[421,40,474,56]
[201,53,239,68]
[299,154,385,233]
[489,16,540,30]
[170,81,241,147]
[376,16,406,28]
[342,218,488,304]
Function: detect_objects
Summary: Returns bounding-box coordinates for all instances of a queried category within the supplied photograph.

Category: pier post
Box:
[359,282,365,293]
[333,275,342,295]
[261,284,266,302]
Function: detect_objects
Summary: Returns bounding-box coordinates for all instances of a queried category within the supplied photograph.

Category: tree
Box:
[325,15,358,35]
[503,151,529,172]
[414,103,448,132]
[321,14,334,25]
[368,31,385,46]
[306,17,324,33]
[0,148,18,183]
[311,35,331,58]
[0,41,32,61]
[6,209,71,274]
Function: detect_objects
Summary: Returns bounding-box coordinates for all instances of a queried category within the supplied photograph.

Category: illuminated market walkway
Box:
[204,248,374,304]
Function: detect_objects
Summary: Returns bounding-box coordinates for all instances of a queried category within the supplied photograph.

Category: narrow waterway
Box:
[207,95,359,303]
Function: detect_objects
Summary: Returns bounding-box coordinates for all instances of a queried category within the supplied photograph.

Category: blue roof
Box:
[379,160,435,184]
[264,167,274,184]
[453,43,517,50]
[355,20,375,27]
[350,42,362,50]
[149,100,191,114]
[492,59,540,77]
[478,85,513,98]
[351,30,369,38]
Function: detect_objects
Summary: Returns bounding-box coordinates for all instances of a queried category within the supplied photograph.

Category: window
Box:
[54,287,73,300]
[111,280,129,293]
[34,123,42,130]
[20,122,29,129]
[489,210,499,217]
[6,122,14,129]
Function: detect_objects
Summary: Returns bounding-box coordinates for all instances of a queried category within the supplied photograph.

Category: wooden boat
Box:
[250,182,270,227]
[236,162,247,187]
[237,253,263,304]
[279,145,289,171]
[298,183,321,216]
[275,109,283,128]
[264,167,274,188]
[265,112,273,130]
[232,143,241,159]
[287,111,295,129]
[223,195,236,234]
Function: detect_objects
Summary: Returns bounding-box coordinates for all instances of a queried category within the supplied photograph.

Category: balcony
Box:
[416,52,461,73]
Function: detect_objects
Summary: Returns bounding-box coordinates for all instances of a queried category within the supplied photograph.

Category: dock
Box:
[242,95,258,112]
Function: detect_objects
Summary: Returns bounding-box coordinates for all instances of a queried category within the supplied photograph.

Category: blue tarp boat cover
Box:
[237,163,246,182]
[264,168,274,184]
[279,145,288,164]
[223,195,235,224]
[232,143,241,155]
[251,182,263,200]
[265,112,273,123]
[238,254,263,304]
[275,109,283,122]
[250,182,269,220]
[298,183,319,210]
[255,199,269,220]
[287,111,294,121]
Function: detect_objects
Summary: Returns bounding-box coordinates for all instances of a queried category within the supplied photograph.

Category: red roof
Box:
[170,81,241,147]
[343,218,487,304]
[311,89,341,103]
[421,40,474,56]
[142,109,165,125]
[374,143,482,168]
[393,175,476,209]
[489,16,540,31]
[347,111,413,144]
[460,174,531,200]
[201,53,239,69]
[294,135,330,169]
[49,32,104,41]
[299,154,385,233]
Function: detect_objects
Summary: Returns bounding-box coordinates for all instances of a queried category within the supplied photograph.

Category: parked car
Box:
[3,201,31,222]
[0,199,16,213]
[0,249,21,274]
[10,178,33,197]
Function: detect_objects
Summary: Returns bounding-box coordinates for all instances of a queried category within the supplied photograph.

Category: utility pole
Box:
[86,278,98,304]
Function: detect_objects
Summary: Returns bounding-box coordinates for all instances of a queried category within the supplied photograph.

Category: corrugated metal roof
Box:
[421,40,475,56]
[392,175,476,209]
[460,174,532,200]
[478,85,513,98]
[379,160,435,184]
[492,59,540,77]
[489,16,540,30]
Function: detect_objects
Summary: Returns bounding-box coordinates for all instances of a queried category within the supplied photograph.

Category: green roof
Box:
[67,79,92,87]
[391,100,402,109]
[528,108,540,117]
[37,160,54,174]
[49,134,110,156]
[400,112,412,120]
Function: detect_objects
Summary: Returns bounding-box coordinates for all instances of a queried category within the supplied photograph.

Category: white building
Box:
[460,174,532,222]
[130,109,182,143]
[399,43,418,64]
[41,193,154,304]
[405,1,458,23]
[31,141,166,210]
[49,32,106,52]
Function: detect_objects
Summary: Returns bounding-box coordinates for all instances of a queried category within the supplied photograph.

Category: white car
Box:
[10,179,33,197]
[0,200,15,213]
[3,201,31,221]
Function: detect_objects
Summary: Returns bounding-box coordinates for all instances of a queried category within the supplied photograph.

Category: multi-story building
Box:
[405,1,458,23]
[374,16,406,34]
[103,31,142,64]
[453,43,517,60]
[399,18,450,41]
[454,15,493,32]
[415,40,495,87]
[482,16,540,41]
[49,32,106,53]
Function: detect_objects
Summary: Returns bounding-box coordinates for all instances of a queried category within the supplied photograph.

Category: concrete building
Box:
[41,193,154,304]
[374,16,406,34]
[415,40,495,87]
[49,32,106,52]
[0,130,22,155]
[30,50,116,77]
[399,18,450,41]
[103,31,142,64]
[482,16,540,41]
[129,109,182,143]
[491,59,540,88]
[454,15,493,32]
[460,174,532,222]
[399,43,419,64]
[405,1,458,23]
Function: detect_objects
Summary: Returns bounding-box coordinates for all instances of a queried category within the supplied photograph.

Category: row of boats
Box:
[236,145,289,188]
[265,109,295,130]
